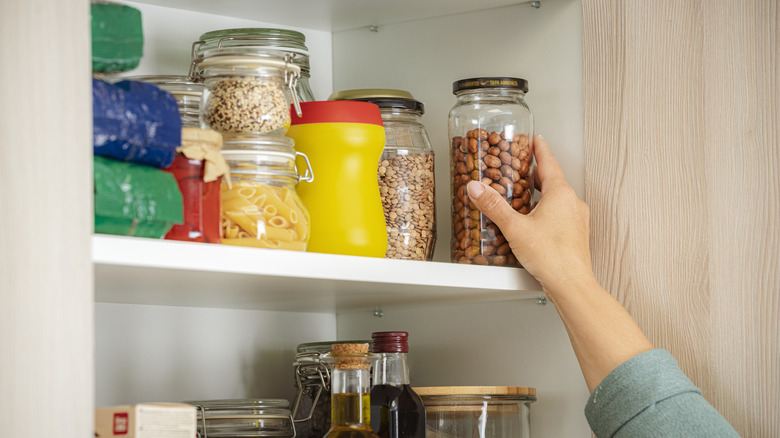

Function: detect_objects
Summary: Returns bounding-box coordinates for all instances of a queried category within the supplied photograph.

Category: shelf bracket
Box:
[373,306,384,317]
[536,295,548,305]
[530,1,542,8]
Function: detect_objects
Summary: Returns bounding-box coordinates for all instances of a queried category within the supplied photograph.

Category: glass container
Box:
[321,344,379,438]
[370,331,426,438]
[221,135,312,251]
[329,89,436,261]
[292,340,372,438]
[196,54,301,136]
[184,398,295,438]
[193,27,315,102]
[415,387,536,438]
[448,77,535,266]
[129,75,203,127]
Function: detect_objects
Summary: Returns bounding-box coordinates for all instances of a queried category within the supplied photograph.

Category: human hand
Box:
[466,135,593,294]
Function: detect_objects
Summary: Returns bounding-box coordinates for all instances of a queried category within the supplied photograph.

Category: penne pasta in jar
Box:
[219,135,313,251]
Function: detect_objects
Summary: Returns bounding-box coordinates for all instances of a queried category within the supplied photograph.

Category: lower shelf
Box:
[93,234,543,312]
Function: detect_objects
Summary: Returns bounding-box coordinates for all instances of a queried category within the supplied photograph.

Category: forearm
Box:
[543,272,654,392]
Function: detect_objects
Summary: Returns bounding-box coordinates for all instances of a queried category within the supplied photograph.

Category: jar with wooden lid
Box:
[192,27,315,102]
[220,135,313,250]
[448,77,535,267]
[415,386,537,438]
[329,89,436,261]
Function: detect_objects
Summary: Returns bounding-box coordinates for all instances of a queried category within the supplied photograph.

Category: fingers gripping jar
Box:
[448,78,535,266]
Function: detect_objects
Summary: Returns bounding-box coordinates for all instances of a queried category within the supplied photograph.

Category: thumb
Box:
[466,181,527,235]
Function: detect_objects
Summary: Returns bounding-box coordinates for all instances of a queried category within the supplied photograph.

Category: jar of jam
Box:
[448,77,535,266]
[329,89,436,261]
[192,27,316,102]
[195,53,301,136]
[129,75,227,243]
[220,135,312,251]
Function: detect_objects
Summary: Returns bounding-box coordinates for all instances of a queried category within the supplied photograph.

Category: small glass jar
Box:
[329,89,436,261]
[448,78,535,266]
[192,27,315,102]
[221,135,313,251]
[185,398,295,438]
[196,54,301,136]
[129,75,203,127]
[291,340,372,438]
[128,76,225,244]
[415,386,537,438]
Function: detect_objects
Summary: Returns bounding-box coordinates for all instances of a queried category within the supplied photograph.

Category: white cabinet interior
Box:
[95,1,592,436]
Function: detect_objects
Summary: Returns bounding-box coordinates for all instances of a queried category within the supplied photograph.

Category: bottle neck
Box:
[372,352,411,386]
[330,367,372,428]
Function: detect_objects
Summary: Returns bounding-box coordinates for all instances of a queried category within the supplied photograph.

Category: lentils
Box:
[202,78,290,134]
[451,129,534,266]
[378,153,436,260]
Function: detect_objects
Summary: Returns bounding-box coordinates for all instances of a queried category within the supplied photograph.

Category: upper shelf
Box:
[93,234,543,313]
[129,0,536,32]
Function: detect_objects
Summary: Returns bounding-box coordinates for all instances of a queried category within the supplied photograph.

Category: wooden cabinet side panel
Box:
[582,0,779,436]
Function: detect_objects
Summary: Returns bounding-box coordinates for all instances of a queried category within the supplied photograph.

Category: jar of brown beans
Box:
[448,77,534,266]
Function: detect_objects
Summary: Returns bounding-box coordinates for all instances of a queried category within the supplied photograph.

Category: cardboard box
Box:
[95,403,196,438]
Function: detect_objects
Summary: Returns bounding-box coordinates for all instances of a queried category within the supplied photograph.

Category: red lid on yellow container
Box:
[290,101,383,126]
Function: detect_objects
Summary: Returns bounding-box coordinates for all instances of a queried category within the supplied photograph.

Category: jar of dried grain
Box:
[196,53,301,136]
[448,77,535,266]
[329,89,436,261]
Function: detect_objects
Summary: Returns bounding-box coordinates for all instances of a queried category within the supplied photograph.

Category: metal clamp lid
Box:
[291,351,331,423]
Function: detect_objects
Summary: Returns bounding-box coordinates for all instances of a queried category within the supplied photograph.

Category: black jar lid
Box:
[452,77,529,94]
[328,89,425,114]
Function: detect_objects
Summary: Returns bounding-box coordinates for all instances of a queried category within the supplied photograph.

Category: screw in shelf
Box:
[373,307,384,317]
[530,1,542,8]
[369,25,379,33]
[536,296,548,305]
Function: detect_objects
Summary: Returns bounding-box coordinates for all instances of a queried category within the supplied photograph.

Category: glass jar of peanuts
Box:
[329,89,436,261]
[448,77,535,266]
[195,53,302,136]
[220,135,313,251]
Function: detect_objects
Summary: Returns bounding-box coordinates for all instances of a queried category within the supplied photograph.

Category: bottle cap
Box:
[371,331,409,353]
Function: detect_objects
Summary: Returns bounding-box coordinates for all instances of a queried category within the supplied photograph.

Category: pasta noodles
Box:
[221,180,309,251]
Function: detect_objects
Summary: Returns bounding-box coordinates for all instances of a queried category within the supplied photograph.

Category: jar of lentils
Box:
[195,53,301,135]
[329,89,436,261]
[448,77,534,266]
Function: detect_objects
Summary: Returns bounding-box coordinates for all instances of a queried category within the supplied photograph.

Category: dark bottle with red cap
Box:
[370,331,426,438]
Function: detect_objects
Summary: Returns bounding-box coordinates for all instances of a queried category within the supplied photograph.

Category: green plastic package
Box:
[94,156,183,238]
[91,3,144,73]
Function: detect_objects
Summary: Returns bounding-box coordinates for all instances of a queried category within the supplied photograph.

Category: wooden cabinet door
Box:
[582,1,779,436]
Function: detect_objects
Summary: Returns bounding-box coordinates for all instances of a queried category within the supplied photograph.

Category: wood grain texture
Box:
[582,0,779,436]
[0,1,93,437]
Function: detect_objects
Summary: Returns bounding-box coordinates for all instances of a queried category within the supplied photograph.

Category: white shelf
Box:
[93,234,543,313]
[129,0,535,32]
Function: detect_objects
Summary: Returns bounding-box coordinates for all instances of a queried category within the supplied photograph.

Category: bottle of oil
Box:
[322,343,380,438]
[370,331,426,438]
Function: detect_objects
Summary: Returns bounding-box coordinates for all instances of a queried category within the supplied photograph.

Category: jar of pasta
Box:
[195,53,302,136]
[192,27,316,102]
[220,135,313,251]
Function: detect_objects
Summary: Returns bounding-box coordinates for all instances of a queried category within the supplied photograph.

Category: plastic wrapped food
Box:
[91,2,144,73]
[92,78,181,168]
[93,156,183,238]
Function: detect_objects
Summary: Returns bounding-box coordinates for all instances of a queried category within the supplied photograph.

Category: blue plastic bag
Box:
[93,78,181,168]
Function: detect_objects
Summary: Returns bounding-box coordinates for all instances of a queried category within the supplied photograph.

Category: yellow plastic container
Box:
[288,101,387,257]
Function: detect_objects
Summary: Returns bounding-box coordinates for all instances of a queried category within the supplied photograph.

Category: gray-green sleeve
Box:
[585,349,740,437]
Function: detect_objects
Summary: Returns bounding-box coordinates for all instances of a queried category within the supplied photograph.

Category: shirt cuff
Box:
[584,349,701,437]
